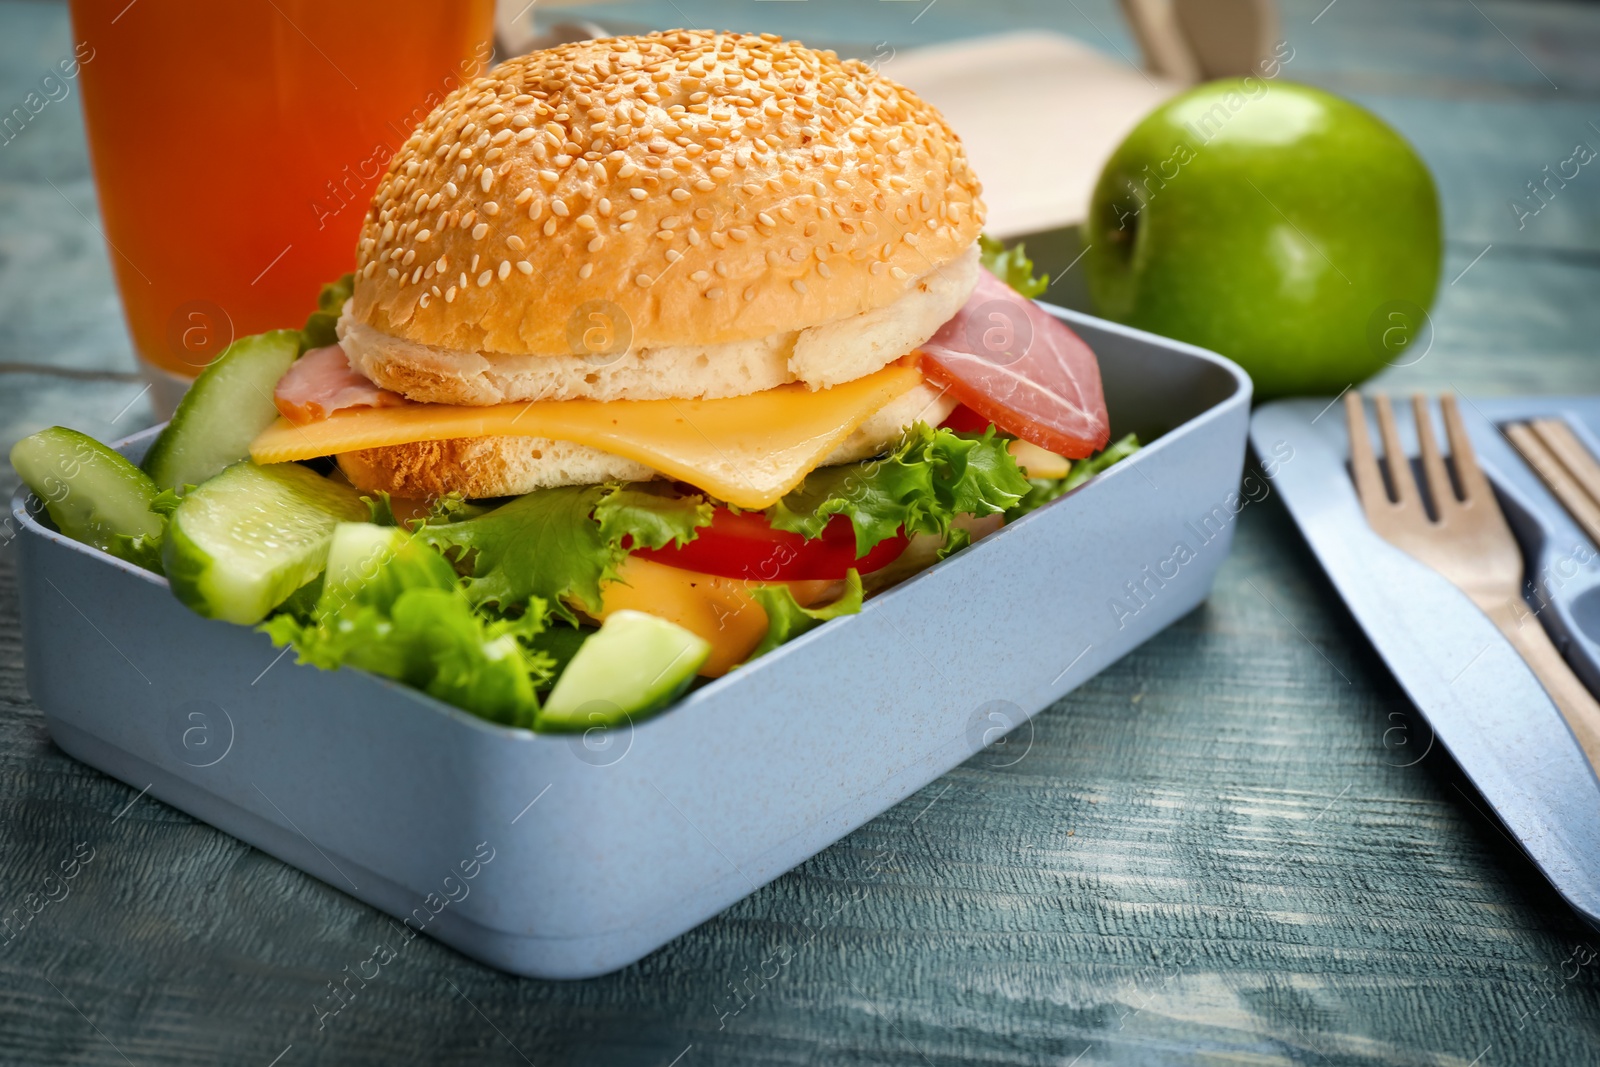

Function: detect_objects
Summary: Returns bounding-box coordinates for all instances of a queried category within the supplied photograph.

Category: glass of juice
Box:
[68,0,497,414]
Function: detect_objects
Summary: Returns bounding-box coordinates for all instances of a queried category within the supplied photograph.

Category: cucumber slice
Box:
[163,461,366,625]
[537,610,710,731]
[9,427,164,559]
[320,521,457,613]
[142,329,302,491]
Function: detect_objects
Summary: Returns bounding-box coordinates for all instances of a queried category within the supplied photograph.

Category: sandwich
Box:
[12,31,1126,728]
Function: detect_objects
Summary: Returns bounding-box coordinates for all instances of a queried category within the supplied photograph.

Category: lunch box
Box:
[14,305,1251,978]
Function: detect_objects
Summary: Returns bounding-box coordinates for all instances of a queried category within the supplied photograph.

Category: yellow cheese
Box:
[593,557,842,677]
[250,365,920,509]
[1009,439,1072,479]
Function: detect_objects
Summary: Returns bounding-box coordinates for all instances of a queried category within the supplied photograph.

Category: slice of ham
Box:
[274,344,407,425]
[918,269,1110,458]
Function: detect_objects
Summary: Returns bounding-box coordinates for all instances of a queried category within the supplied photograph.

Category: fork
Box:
[1345,392,1600,767]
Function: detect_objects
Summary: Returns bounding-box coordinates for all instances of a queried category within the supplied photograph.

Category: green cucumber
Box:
[536,610,710,731]
[142,329,302,491]
[163,461,366,625]
[320,521,457,614]
[10,427,164,564]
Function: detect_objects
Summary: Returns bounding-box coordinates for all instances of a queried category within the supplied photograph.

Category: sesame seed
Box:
[483,201,500,216]
[636,273,653,287]
[706,287,723,298]
[629,188,648,200]
[445,285,457,302]
[544,218,557,236]
[579,263,594,279]
[498,260,511,280]
[444,182,458,198]
[551,198,570,217]
[588,236,604,252]
[478,270,493,287]
[792,279,807,294]
[420,292,431,308]
[507,234,525,250]
[517,260,534,274]
[472,223,489,240]
[758,212,776,227]
[670,188,691,201]
[417,229,432,241]
[817,262,832,278]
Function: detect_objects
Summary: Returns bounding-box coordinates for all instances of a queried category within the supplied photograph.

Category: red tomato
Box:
[939,404,992,434]
[919,269,1111,458]
[635,507,908,581]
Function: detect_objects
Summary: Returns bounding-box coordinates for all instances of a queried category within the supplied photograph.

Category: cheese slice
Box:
[250,365,921,509]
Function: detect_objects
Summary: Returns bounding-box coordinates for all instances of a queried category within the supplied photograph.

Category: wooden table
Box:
[4,0,1599,1063]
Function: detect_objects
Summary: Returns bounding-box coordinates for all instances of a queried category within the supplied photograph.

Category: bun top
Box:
[351,30,985,358]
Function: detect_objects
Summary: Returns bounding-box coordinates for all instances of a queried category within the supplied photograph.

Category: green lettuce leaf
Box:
[425,491,486,526]
[593,482,713,550]
[419,482,713,622]
[261,527,553,726]
[979,234,1048,298]
[1006,433,1142,520]
[363,490,402,527]
[769,423,1032,556]
[747,570,864,662]
[301,273,355,350]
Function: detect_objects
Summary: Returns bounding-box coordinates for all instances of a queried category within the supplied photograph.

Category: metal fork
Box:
[1345,392,1600,767]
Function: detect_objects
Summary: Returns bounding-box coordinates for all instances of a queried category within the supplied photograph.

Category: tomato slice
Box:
[939,404,992,434]
[919,269,1110,458]
[635,507,908,581]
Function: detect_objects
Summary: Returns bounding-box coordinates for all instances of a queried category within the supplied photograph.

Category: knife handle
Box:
[1487,599,1600,770]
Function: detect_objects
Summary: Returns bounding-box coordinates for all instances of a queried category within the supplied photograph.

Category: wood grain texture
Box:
[4,0,1600,1064]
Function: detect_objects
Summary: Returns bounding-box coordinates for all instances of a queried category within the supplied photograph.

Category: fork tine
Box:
[1440,393,1493,503]
[1344,392,1389,512]
[1412,394,1457,519]
[1374,395,1419,507]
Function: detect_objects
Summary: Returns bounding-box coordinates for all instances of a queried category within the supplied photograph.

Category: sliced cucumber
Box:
[10,427,163,561]
[536,610,710,731]
[320,521,456,614]
[163,461,366,625]
[142,329,302,491]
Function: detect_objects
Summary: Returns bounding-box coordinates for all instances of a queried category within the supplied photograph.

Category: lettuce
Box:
[261,527,553,727]
[301,273,354,350]
[747,570,864,662]
[1006,433,1142,520]
[979,234,1048,298]
[420,482,713,623]
[769,423,1032,556]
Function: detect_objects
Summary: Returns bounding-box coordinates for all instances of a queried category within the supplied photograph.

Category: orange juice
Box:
[68,0,495,378]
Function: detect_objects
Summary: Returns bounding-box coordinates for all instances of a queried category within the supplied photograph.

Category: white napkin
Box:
[882,32,1181,237]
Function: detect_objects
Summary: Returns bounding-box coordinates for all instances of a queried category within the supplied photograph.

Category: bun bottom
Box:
[337,381,958,502]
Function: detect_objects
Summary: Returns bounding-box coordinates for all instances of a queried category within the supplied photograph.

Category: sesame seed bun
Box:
[340,245,977,404]
[350,29,986,364]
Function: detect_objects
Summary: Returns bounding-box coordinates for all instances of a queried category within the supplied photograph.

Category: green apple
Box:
[1084,80,1441,399]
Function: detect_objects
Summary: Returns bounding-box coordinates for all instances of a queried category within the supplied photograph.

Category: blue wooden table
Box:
[3,0,1599,1063]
